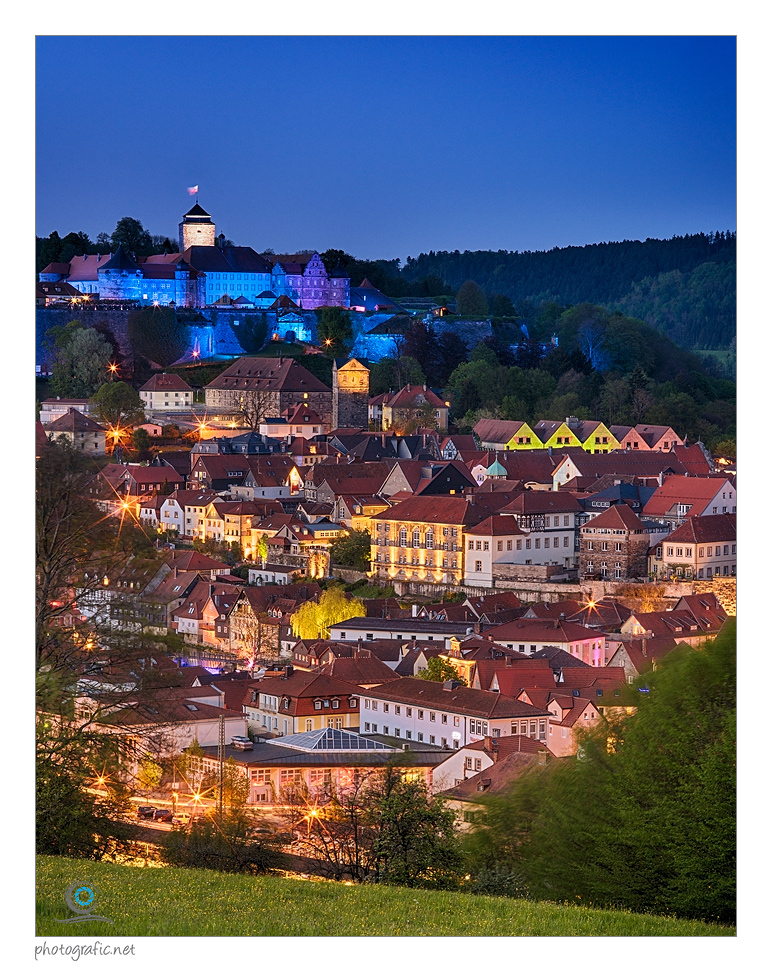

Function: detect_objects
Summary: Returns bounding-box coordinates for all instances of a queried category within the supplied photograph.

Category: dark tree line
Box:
[401,233,736,350]
[37,217,178,272]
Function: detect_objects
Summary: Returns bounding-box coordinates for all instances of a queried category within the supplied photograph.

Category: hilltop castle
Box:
[39,202,351,311]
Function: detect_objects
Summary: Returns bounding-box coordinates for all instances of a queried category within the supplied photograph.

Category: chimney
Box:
[474,621,481,634]
[506,655,513,666]
[657,471,664,487]
[283,663,294,678]
[641,638,647,657]
[412,603,419,617]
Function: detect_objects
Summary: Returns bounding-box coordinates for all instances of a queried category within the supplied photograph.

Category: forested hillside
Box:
[401,233,736,350]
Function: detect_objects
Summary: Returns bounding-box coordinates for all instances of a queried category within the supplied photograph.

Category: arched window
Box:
[412,529,421,547]
[426,530,434,549]
[399,528,407,547]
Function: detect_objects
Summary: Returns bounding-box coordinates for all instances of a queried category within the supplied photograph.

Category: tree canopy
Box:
[45,322,114,398]
[127,306,190,368]
[315,306,353,356]
[464,622,736,924]
[290,586,366,640]
[89,381,145,429]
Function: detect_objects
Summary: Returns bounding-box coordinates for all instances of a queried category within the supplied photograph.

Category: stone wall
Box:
[694,576,737,616]
[390,578,582,603]
[492,563,575,582]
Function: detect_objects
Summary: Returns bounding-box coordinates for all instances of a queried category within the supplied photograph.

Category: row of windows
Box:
[469,536,571,551]
[665,544,735,558]
[377,523,458,537]
[363,723,455,747]
[586,541,624,551]
[363,699,459,724]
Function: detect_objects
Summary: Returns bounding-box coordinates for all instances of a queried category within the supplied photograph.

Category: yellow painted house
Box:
[475,417,619,453]
[533,418,619,453]
[473,418,540,450]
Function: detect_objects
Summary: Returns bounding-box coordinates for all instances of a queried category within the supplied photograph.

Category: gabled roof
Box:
[386,384,447,410]
[642,476,733,517]
[46,408,105,434]
[371,494,490,527]
[473,418,530,443]
[317,653,402,686]
[664,512,736,544]
[581,503,646,532]
[358,677,550,719]
[465,515,526,537]
[490,618,602,645]
[499,492,582,514]
[205,356,329,393]
[140,372,194,392]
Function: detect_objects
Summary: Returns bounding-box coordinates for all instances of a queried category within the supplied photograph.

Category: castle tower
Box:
[178,202,215,252]
[332,358,370,430]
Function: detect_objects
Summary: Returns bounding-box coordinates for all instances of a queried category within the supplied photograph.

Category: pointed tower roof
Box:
[183,202,212,220]
[330,262,350,279]
[99,244,141,272]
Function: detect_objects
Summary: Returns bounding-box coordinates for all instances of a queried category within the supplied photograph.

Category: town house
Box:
[357,677,550,749]
[649,512,736,579]
[369,495,491,585]
[242,667,361,736]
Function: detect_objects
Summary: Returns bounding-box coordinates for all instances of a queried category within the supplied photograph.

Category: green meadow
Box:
[36,856,734,937]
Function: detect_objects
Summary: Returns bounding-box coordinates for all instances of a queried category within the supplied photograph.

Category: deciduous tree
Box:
[127,306,189,368]
[89,381,145,430]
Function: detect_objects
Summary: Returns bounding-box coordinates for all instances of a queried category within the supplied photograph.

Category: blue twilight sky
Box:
[35,35,736,262]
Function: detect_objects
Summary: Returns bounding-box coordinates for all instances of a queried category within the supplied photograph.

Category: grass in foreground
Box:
[36,857,734,937]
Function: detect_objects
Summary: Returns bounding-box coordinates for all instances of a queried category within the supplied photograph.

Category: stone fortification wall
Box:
[694,576,737,616]
[391,578,581,603]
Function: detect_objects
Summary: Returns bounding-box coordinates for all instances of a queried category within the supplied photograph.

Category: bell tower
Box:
[179,202,216,252]
[332,358,370,430]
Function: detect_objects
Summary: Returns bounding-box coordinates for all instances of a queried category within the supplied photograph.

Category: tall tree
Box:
[89,381,145,430]
[110,216,153,256]
[234,313,268,354]
[127,306,189,368]
[47,322,114,398]
[316,307,353,356]
[455,280,489,317]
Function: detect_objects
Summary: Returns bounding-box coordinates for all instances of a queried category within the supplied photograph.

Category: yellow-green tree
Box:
[290,586,366,640]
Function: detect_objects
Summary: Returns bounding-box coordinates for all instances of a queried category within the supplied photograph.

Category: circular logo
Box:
[64,881,99,915]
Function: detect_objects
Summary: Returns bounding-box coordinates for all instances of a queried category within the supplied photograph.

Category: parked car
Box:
[153,808,174,822]
[173,812,192,825]
[136,806,157,819]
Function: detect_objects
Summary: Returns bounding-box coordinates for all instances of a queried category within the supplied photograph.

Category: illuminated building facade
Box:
[39,202,351,310]
[370,495,489,585]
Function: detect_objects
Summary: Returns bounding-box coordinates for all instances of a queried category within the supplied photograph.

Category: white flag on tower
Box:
[187,185,199,196]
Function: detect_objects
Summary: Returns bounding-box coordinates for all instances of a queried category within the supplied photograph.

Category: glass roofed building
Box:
[198,727,447,805]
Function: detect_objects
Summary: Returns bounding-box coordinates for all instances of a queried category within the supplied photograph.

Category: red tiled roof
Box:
[46,408,105,434]
[359,677,550,719]
[140,373,194,392]
[465,515,526,537]
[500,492,582,514]
[663,512,736,543]
[205,356,330,393]
[642,476,734,517]
[386,384,447,409]
[582,504,646,532]
[489,618,602,644]
[371,494,490,527]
